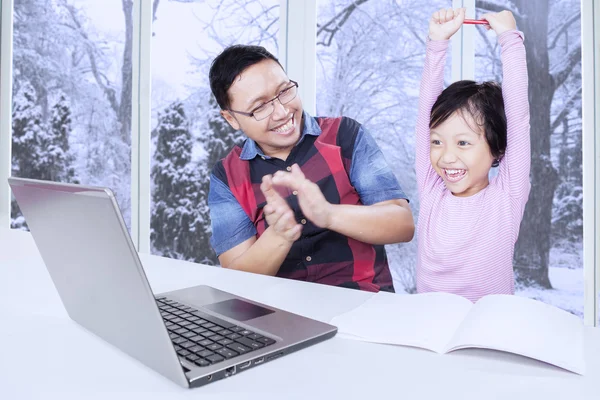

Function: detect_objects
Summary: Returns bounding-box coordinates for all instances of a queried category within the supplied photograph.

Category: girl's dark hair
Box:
[209,45,283,110]
[430,80,507,167]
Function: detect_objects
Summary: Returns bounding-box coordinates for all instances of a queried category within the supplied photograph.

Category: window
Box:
[149,0,279,264]
[316,0,452,293]
[11,0,132,230]
[2,0,596,324]
[474,0,583,317]
[316,0,585,318]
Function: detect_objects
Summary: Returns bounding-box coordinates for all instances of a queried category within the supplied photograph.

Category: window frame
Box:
[0,0,597,326]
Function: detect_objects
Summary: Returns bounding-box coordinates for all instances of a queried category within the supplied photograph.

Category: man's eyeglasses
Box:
[228,80,299,121]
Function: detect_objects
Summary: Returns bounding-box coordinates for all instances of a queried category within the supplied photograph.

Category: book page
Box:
[330,291,473,353]
[444,294,585,374]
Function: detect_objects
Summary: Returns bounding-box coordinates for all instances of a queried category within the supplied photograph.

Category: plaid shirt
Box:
[208,112,408,292]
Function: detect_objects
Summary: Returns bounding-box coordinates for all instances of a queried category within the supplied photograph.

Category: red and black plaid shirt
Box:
[212,115,402,292]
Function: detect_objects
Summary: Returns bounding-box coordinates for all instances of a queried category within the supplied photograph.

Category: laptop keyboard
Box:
[155,296,276,368]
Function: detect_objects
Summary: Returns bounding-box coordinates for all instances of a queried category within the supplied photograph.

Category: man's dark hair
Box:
[430,80,507,167]
[209,44,283,111]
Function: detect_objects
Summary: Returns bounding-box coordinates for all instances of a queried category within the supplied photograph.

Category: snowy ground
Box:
[512,242,585,319]
[516,267,584,318]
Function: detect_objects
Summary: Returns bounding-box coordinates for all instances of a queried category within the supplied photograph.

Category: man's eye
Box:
[253,103,269,113]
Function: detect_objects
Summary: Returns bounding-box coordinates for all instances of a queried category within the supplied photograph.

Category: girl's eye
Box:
[431,140,441,145]
[458,140,469,146]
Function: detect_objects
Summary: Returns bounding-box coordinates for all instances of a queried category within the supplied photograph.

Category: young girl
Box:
[415,8,530,302]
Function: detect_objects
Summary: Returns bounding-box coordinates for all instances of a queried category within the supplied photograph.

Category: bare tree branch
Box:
[400,12,426,47]
[548,12,580,50]
[317,0,370,47]
[61,1,119,115]
[61,0,135,143]
[551,87,581,131]
[119,0,134,144]
[552,45,581,90]
[477,0,521,17]
[477,1,504,12]
[151,0,161,36]
[240,3,279,46]
[243,4,278,27]
[476,25,502,81]
[153,0,160,22]
[362,101,405,126]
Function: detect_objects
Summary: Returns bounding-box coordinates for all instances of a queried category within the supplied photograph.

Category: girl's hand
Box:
[481,10,517,35]
[428,7,466,41]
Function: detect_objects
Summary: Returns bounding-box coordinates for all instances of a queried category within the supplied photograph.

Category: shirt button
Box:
[301,219,307,225]
[286,166,292,172]
[292,190,298,196]
[260,156,266,160]
[305,256,312,262]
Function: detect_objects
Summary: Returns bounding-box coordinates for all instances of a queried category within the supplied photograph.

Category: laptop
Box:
[8,177,337,388]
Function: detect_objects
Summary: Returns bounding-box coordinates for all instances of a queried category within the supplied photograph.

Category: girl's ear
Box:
[492,148,505,167]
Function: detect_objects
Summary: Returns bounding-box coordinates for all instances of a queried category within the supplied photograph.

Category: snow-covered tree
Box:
[11,86,78,229]
[11,82,45,229]
[37,94,78,183]
[11,82,43,179]
[190,97,246,265]
[151,101,210,262]
[11,0,165,230]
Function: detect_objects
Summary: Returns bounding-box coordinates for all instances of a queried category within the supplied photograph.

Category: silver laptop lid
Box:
[8,177,188,387]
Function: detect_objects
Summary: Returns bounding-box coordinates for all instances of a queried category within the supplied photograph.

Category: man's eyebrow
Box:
[245,81,289,107]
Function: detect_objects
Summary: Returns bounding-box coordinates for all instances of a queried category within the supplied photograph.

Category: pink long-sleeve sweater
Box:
[415,30,530,302]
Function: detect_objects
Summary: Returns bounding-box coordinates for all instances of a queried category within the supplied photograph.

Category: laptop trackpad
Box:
[203,299,275,322]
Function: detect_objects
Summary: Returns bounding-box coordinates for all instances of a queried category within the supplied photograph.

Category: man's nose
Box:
[271,99,288,120]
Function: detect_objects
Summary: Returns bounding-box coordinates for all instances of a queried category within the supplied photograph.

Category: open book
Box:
[330,291,585,374]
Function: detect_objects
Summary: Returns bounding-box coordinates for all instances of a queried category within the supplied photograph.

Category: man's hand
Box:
[271,164,333,229]
[480,10,516,35]
[428,7,465,41]
[260,174,302,242]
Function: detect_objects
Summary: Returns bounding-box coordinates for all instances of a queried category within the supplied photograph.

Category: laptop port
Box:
[254,357,265,365]
[239,360,252,370]
[207,374,212,381]
[266,352,283,362]
[225,366,236,377]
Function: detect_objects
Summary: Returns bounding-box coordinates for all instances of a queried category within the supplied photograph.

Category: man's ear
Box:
[221,110,240,131]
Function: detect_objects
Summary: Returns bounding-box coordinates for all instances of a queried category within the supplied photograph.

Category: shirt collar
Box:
[239,111,322,161]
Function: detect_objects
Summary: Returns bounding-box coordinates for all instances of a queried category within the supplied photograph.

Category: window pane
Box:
[11,0,132,230]
[475,0,582,317]
[150,0,279,264]
[316,0,452,293]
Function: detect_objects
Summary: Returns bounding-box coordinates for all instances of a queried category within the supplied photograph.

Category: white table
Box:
[1,228,599,399]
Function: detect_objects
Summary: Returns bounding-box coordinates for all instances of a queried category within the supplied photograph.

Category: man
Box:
[208,44,414,293]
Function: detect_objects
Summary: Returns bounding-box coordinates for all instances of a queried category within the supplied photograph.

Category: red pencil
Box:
[463,19,489,25]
